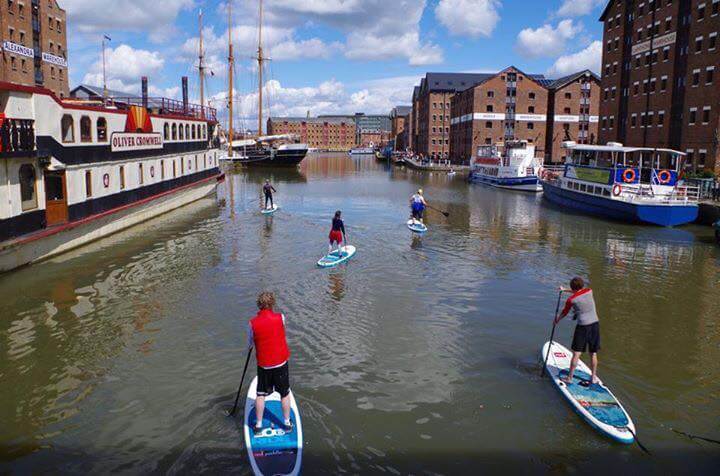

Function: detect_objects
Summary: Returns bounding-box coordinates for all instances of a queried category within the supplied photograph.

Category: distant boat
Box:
[469,140,543,192]
[349,146,375,156]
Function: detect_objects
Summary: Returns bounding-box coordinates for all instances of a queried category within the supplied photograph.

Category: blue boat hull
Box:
[469,173,540,191]
[541,181,698,227]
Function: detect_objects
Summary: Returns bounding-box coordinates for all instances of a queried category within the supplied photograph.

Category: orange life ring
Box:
[612,184,622,197]
[622,168,636,183]
[657,169,672,184]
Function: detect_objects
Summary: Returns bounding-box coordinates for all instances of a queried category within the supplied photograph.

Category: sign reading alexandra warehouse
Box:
[110,133,163,152]
[631,32,676,56]
[42,52,67,67]
[3,41,35,58]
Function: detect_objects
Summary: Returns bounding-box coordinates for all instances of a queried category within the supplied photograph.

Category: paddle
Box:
[540,288,567,378]
[229,347,253,417]
[426,204,449,217]
[626,427,651,455]
[672,428,720,445]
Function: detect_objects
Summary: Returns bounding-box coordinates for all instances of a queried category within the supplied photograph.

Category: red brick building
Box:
[546,70,601,163]
[390,105,411,151]
[0,0,69,97]
[598,0,720,173]
[267,117,356,151]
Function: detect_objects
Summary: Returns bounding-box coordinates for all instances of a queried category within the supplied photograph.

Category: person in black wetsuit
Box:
[263,180,277,209]
[328,210,346,256]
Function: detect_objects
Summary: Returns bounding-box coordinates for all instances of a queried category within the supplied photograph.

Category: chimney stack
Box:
[182,76,189,112]
[141,76,148,108]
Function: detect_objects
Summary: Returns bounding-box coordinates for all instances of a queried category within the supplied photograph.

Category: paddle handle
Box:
[541,290,564,377]
[230,347,253,416]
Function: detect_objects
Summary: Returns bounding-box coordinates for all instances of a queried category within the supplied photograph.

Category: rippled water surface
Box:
[1,154,719,474]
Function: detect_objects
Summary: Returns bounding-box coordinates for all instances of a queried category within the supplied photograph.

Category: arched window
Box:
[179,124,184,140]
[172,123,177,140]
[172,160,177,178]
[97,117,107,142]
[85,170,92,197]
[139,163,144,185]
[61,114,74,142]
[192,124,196,139]
[185,124,190,139]
[160,159,165,180]
[80,116,92,142]
[19,164,37,210]
[119,165,125,189]
[203,125,207,139]
[164,123,170,140]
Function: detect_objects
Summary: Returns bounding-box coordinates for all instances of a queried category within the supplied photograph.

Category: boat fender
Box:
[622,168,636,183]
[657,169,672,184]
[612,184,622,197]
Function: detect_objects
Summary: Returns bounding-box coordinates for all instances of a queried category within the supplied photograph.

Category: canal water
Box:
[1,154,718,474]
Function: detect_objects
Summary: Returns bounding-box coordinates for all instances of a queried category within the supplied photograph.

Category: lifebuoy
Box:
[657,169,672,184]
[622,168,636,183]
[612,184,622,197]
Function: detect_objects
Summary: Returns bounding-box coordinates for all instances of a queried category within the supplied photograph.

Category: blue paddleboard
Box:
[541,341,635,444]
[261,205,279,215]
[407,219,427,233]
[317,245,356,268]
[244,376,303,476]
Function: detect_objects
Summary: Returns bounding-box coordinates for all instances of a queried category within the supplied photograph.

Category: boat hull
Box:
[541,180,699,227]
[469,173,542,192]
[223,147,307,166]
[0,173,223,273]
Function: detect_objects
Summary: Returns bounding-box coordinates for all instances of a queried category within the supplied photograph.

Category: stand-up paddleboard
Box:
[244,377,303,476]
[407,219,428,233]
[317,245,356,268]
[541,341,635,444]
[261,205,279,215]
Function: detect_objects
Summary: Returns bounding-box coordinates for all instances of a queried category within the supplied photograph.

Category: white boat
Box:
[469,141,543,192]
[540,142,699,227]
[0,83,222,274]
[349,146,375,156]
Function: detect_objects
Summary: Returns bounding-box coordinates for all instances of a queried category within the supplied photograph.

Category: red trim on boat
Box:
[2,173,224,249]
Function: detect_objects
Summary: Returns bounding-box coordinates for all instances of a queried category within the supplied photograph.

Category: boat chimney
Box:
[182,76,189,112]
[141,76,148,109]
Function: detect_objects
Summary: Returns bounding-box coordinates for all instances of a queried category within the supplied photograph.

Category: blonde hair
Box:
[257,291,276,310]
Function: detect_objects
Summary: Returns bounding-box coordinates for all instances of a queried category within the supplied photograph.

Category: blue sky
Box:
[63,0,606,126]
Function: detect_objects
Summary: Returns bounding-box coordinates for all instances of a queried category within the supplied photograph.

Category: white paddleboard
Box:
[541,341,635,444]
[244,376,303,476]
[317,245,356,268]
[261,205,279,215]
[407,219,428,233]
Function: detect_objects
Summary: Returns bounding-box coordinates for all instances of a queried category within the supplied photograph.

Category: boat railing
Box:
[617,183,700,203]
[539,165,565,182]
[0,118,36,155]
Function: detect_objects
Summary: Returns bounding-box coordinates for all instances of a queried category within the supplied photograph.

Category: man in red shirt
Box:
[248,292,293,434]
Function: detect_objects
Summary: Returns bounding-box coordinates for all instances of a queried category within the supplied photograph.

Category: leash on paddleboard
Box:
[229,347,253,417]
[625,426,651,455]
[541,288,566,377]
[427,204,450,217]
[672,429,720,445]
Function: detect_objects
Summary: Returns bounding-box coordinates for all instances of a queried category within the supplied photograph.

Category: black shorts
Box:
[571,322,600,353]
[257,362,290,398]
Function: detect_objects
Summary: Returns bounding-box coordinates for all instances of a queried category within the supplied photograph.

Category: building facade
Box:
[0,0,69,97]
[546,71,601,163]
[267,117,356,151]
[390,105,411,151]
[598,0,720,173]
[450,67,551,163]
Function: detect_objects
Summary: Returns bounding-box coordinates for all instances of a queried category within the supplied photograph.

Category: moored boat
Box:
[469,141,542,192]
[0,82,222,273]
[540,142,699,227]
[349,147,375,156]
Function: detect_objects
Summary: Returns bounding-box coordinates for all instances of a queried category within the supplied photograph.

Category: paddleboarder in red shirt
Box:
[247,292,293,434]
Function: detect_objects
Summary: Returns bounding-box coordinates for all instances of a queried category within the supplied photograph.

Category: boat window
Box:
[119,166,125,190]
[172,124,178,140]
[19,164,37,210]
[172,160,177,178]
[164,123,170,140]
[80,116,92,142]
[61,114,74,143]
[185,124,190,140]
[161,160,165,180]
[97,117,107,142]
[181,157,184,174]
[579,183,587,192]
[192,124,196,140]
[603,187,611,197]
[139,163,144,185]
[179,124,184,140]
[85,170,92,197]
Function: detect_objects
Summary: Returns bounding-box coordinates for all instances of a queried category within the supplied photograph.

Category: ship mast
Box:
[257,0,265,136]
[198,9,205,118]
[227,0,234,157]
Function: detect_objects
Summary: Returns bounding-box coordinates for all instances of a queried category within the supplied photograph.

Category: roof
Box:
[548,70,601,90]
[391,106,412,117]
[268,116,355,125]
[569,144,686,155]
[452,66,551,95]
[71,84,141,100]
[599,0,615,21]
[420,72,495,93]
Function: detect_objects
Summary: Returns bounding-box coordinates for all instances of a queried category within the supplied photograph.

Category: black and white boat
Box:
[221,135,308,166]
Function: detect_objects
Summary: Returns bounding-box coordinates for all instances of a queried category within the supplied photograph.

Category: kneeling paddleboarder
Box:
[554,277,600,385]
[247,291,293,434]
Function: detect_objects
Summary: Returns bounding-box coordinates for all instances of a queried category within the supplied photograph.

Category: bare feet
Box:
[560,376,574,384]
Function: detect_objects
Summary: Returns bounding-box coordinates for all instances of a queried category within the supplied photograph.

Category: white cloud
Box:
[557,0,605,18]
[270,39,344,61]
[81,44,166,93]
[435,0,501,38]
[345,32,443,65]
[63,0,193,41]
[547,40,602,77]
[516,19,582,58]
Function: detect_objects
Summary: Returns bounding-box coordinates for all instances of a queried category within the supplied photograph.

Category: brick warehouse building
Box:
[390,105,411,151]
[0,0,69,97]
[598,0,720,173]
[267,117,356,151]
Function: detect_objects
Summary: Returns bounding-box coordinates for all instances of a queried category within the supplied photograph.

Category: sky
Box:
[62,0,607,127]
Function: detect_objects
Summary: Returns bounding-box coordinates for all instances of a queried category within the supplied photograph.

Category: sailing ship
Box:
[220,0,308,166]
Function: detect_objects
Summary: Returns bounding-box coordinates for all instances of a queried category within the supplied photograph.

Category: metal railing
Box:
[617,183,700,203]
[107,96,217,122]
